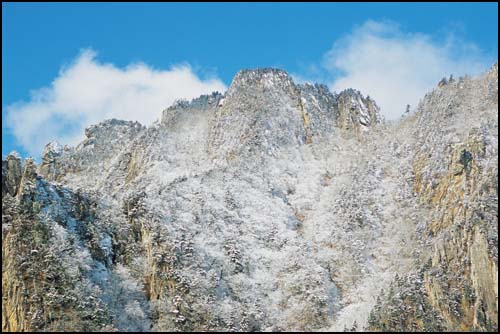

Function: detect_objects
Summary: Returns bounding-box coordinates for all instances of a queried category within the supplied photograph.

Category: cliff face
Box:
[414,64,497,331]
[368,64,498,332]
[2,65,497,332]
[2,158,113,331]
[2,153,22,197]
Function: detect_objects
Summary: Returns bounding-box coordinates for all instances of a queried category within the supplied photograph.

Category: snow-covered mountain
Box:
[2,64,497,332]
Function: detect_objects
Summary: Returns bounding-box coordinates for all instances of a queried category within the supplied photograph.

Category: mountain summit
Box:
[2,65,498,332]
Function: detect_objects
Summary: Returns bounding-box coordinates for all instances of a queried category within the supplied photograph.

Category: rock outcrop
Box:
[367,64,498,332]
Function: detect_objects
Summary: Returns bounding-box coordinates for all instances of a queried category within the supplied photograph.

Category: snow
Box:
[7,150,21,159]
[10,65,496,331]
[46,140,63,154]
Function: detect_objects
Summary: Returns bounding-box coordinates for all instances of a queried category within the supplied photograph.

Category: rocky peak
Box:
[17,157,37,197]
[227,68,296,97]
[209,68,306,160]
[21,157,37,179]
[2,152,23,197]
[297,83,339,141]
[77,119,145,157]
[36,119,146,184]
[207,68,382,160]
[84,119,144,141]
[38,141,64,181]
[336,88,381,132]
[167,92,224,112]
[299,83,338,111]
[161,92,224,127]
[42,141,63,156]
[299,82,336,99]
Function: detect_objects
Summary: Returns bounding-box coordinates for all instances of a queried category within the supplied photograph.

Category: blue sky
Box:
[2,2,498,158]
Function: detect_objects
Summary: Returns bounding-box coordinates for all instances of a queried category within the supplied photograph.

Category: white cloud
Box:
[323,20,491,120]
[5,49,227,156]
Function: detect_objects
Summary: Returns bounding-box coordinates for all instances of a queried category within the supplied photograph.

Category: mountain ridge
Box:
[2,64,497,332]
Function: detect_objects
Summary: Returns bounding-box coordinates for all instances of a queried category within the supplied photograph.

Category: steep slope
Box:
[368,63,498,332]
[2,65,497,332]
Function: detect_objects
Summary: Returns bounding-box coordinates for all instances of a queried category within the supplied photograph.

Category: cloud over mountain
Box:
[324,20,492,120]
[4,49,227,156]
